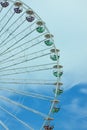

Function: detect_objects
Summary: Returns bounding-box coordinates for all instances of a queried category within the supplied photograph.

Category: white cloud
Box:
[62,98,87,129]
[63,98,87,117]
[80,88,87,94]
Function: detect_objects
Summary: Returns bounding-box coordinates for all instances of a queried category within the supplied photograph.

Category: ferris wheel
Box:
[0,0,63,130]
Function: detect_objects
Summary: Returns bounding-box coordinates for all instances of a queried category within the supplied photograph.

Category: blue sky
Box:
[22,0,87,129]
[0,0,87,130]
[55,83,87,130]
[27,0,87,87]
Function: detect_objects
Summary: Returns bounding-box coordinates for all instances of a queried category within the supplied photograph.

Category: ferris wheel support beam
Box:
[0,106,34,130]
[0,120,9,130]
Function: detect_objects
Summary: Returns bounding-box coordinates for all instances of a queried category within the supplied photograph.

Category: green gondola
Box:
[44,40,54,46]
[52,107,60,113]
[53,89,63,95]
[50,54,60,61]
[53,71,63,77]
[36,26,45,33]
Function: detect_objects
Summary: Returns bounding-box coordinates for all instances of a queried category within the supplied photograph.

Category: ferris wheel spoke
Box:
[0,81,55,86]
[0,106,34,130]
[0,46,51,65]
[0,43,48,65]
[0,34,46,58]
[0,87,54,101]
[0,28,36,56]
[0,62,55,72]
[0,19,26,45]
[0,4,13,23]
[0,96,49,118]
[0,64,53,75]
[0,52,51,71]
[0,67,53,76]
[0,12,15,34]
[0,12,25,37]
[0,78,56,85]
[0,20,37,48]
[0,120,9,130]
[9,35,45,53]
[0,7,3,13]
